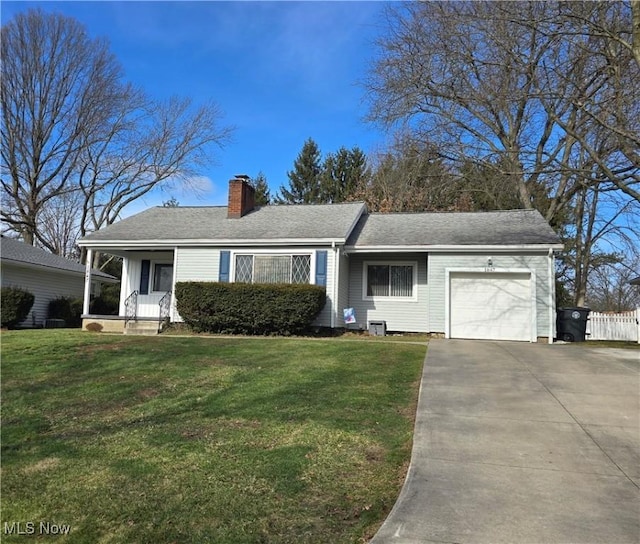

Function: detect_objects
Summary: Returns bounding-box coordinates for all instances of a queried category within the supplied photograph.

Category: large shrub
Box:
[1,286,35,328]
[48,297,83,327]
[90,282,120,315]
[175,282,327,335]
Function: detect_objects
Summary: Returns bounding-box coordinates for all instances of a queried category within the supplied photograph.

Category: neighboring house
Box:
[78,176,564,342]
[1,236,117,327]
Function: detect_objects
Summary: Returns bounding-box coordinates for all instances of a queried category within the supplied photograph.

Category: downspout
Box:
[170,247,178,321]
[83,248,93,316]
[331,242,338,329]
[548,248,555,344]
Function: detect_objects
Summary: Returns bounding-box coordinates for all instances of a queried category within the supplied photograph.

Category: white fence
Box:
[586,308,639,343]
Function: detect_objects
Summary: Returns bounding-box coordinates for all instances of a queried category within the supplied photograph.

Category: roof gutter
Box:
[78,238,347,249]
[2,258,118,281]
[344,244,565,254]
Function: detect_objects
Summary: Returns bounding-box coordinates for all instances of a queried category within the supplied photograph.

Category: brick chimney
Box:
[227,175,255,218]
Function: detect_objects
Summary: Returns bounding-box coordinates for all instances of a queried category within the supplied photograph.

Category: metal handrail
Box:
[124,290,138,326]
[158,291,172,332]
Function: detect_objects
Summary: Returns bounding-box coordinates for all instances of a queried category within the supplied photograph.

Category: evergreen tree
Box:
[321,146,370,203]
[276,138,322,204]
[252,171,271,206]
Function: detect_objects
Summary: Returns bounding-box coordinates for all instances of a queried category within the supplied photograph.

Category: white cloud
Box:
[176,174,214,197]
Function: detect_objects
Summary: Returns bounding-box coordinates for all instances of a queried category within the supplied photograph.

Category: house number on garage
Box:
[484,266,496,272]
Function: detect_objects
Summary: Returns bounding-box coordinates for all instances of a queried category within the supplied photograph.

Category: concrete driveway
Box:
[371,339,640,544]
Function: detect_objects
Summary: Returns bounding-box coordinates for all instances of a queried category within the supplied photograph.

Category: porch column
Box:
[548,249,556,344]
[170,247,178,321]
[119,257,130,316]
[83,248,93,315]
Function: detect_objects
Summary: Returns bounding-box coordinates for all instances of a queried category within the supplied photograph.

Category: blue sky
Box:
[2,1,390,211]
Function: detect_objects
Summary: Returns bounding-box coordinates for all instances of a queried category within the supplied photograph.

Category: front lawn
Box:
[584,340,640,349]
[1,331,425,543]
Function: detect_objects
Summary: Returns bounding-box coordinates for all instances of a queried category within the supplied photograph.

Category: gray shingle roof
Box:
[346,209,561,247]
[1,236,116,279]
[79,203,560,248]
[80,203,367,243]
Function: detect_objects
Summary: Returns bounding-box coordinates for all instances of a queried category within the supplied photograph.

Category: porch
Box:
[81,247,177,335]
[81,291,172,335]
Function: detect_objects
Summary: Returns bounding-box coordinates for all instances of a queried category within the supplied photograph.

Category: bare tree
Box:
[560,1,640,68]
[1,9,232,259]
[76,95,231,263]
[548,2,640,202]
[365,1,639,220]
[365,0,640,305]
[587,256,640,311]
[565,174,640,306]
[1,9,128,245]
[357,136,461,212]
[634,0,640,65]
[37,190,83,259]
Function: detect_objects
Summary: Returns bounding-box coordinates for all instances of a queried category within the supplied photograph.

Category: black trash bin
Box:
[556,307,590,342]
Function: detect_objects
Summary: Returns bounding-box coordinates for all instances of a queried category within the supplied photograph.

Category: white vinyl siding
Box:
[175,248,220,282]
[348,253,429,332]
[1,263,86,327]
[169,247,220,322]
[120,251,174,318]
[429,252,552,338]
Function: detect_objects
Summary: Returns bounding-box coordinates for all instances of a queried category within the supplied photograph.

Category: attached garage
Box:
[447,270,535,342]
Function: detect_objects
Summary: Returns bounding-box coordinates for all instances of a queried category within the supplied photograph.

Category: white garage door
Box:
[449,272,532,341]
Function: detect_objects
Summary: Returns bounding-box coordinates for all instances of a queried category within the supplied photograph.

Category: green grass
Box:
[585,340,640,349]
[1,330,426,543]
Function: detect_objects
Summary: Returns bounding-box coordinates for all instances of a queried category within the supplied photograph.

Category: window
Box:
[153,263,173,292]
[365,263,415,299]
[234,254,311,284]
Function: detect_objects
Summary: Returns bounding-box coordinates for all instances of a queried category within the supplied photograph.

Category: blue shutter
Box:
[140,260,150,294]
[219,251,230,282]
[315,250,327,286]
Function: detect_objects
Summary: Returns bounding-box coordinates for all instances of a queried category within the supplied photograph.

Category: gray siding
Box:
[337,251,350,326]
[2,263,85,326]
[428,252,553,337]
[347,253,429,332]
[175,248,219,282]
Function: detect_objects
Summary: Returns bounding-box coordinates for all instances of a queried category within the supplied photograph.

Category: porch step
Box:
[124,320,160,335]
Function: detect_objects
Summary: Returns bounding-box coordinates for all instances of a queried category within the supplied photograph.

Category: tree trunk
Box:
[632,0,640,67]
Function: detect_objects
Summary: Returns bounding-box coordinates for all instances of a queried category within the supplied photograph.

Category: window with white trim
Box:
[364,262,416,299]
[234,254,311,284]
[152,263,173,292]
